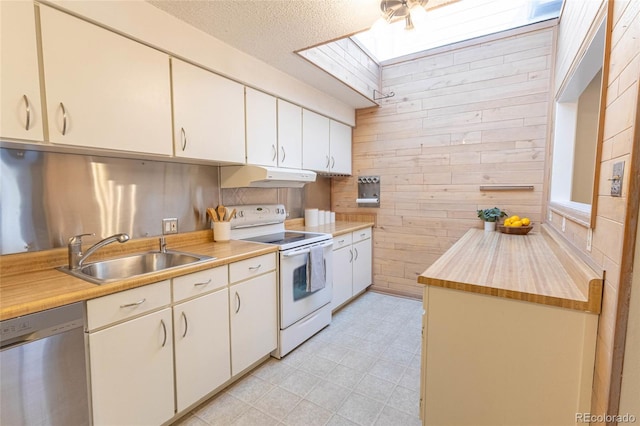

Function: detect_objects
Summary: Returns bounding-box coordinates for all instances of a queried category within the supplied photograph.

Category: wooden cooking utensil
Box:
[217,205,226,222]
[207,207,218,222]
[226,208,236,221]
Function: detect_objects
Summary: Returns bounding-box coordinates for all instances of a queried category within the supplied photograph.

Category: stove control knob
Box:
[238,211,244,217]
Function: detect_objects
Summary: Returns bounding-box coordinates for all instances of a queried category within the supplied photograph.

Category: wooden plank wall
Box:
[298,37,380,101]
[546,0,640,420]
[555,0,606,93]
[332,24,554,298]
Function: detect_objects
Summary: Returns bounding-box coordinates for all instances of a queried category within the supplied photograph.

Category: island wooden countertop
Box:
[417,225,604,314]
[0,230,277,321]
[286,219,374,237]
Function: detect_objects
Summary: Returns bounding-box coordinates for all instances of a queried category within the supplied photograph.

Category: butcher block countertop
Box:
[418,225,604,314]
[0,230,277,321]
[286,219,374,237]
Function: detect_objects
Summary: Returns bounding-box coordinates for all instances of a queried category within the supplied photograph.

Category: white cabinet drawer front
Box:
[230,253,276,284]
[173,266,228,303]
[352,227,372,243]
[333,234,353,250]
[87,280,171,330]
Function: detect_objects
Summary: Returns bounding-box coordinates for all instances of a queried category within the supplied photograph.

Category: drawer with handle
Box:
[352,227,372,243]
[173,266,228,303]
[230,253,276,284]
[333,233,353,250]
[87,280,171,331]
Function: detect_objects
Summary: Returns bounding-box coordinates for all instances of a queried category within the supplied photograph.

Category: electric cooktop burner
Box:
[242,231,323,246]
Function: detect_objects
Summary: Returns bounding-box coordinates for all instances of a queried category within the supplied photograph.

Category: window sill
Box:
[549,201,591,228]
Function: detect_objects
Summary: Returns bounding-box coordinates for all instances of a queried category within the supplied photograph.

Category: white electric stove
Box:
[228,204,333,358]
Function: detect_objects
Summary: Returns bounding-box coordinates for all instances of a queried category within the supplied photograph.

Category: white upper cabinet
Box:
[39,6,172,155]
[245,88,277,166]
[302,109,352,174]
[302,109,330,172]
[277,100,302,169]
[329,120,352,175]
[172,58,246,164]
[0,1,43,141]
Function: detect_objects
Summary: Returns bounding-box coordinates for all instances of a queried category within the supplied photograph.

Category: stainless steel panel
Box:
[0,146,317,255]
[0,147,220,255]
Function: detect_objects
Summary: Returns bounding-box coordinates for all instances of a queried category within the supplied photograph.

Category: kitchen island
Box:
[417,225,603,426]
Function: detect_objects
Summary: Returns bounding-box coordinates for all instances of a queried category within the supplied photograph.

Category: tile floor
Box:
[176,291,424,426]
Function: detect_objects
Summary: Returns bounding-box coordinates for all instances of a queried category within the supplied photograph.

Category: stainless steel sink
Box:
[58,250,214,285]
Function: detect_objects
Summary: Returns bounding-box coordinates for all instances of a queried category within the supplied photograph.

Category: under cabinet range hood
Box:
[220,165,316,188]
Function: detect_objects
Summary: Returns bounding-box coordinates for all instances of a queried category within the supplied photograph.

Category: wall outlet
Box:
[162,218,178,234]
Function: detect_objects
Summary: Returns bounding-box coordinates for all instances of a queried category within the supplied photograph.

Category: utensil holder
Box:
[213,222,231,242]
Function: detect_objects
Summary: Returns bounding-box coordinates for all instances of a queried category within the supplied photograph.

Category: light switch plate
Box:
[562,216,566,232]
[586,228,593,252]
[611,161,624,197]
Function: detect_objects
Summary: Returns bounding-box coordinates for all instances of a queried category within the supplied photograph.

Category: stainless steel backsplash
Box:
[0,147,324,255]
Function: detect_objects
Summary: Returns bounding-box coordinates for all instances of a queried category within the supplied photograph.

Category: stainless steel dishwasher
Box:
[1,302,90,425]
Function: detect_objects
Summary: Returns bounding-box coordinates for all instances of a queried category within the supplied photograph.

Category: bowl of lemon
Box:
[498,215,533,235]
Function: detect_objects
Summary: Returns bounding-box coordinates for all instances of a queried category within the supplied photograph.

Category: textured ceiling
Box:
[147,0,382,109]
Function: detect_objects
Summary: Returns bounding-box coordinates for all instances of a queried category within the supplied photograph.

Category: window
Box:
[549,19,606,223]
[352,0,563,63]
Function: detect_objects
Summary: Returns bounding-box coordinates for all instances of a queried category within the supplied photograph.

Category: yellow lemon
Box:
[504,218,512,226]
[521,217,531,226]
[511,220,523,227]
[509,215,520,222]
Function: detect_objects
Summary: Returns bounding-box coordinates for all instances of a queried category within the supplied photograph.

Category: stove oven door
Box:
[279,240,333,329]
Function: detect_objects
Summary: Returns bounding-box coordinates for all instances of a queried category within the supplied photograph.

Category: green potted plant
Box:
[477,207,508,232]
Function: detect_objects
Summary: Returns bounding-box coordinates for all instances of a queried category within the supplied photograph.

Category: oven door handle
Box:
[282,241,333,257]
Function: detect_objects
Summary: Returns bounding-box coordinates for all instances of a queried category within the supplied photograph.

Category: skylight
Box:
[352,0,563,63]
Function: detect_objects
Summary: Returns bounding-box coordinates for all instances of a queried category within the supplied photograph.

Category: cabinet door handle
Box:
[272,144,277,162]
[360,233,367,238]
[180,127,187,151]
[235,292,241,313]
[194,278,212,287]
[181,311,188,338]
[120,298,146,308]
[354,247,359,261]
[60,102,67,135]
[248,264,262,271]
[331,156,335,169]
[160,319,167,347]
[281,146,286,162]
[338,239,345,244]
[325,155,330,168]
[349,249,353,263]
[23,95,31,131]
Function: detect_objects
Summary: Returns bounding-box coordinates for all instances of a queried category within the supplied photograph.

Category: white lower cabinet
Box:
[88,307,174,426]
[173,288,230,412]
[230,270,278,376]
[352,236,372,294]
[331,228,372,311]
[86,254,277,424]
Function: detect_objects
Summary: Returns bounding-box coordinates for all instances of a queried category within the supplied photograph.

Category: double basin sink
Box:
[58,251,214,285]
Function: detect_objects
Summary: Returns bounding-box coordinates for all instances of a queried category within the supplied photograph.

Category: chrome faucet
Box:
[68,233,130,269]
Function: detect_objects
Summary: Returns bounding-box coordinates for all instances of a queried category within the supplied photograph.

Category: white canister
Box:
[305,209,319,227]
[318,210,325,225]
[213,222,231,242]
[324,211,331,223]
[330,212,336,223]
